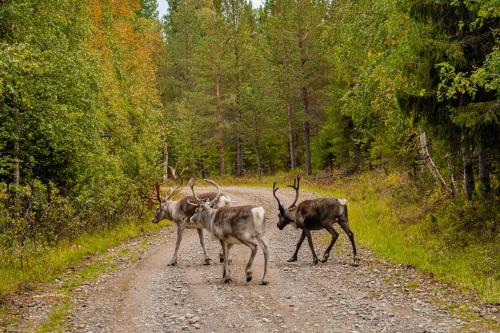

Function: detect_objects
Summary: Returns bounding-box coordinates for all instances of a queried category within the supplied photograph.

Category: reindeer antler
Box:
[164,165,188,201]
[272,182,285,213]
[286,176,300,208]
[203,179,221,206]
[139,187,160,203]
[140,165,188,204]
[188,177,202,203]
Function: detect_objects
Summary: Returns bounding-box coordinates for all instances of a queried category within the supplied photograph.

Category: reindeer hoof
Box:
[223,278,232,284]
[219,254,224,263]
[351,259,360,267]
[287,256,297,262]
[261,280,269,286]
[204,258,212,265]
[313,258,319,265]
[168,260,177,266]
[246,272,253,282]
[321,256,329,263]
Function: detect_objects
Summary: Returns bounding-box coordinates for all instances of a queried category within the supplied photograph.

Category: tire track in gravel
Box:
[67,186,499,333]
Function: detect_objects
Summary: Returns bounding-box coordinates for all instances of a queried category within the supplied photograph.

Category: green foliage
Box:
[139,0,159,19]
[0,0,165,287]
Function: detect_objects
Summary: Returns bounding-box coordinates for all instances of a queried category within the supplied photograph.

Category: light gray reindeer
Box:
[189,179,269,285]
[272,177,358,266]
[144,167,232,266]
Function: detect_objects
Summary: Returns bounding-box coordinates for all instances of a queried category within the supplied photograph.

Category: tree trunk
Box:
[236,139,244,176]
[460,133,475,200]
[182,23,193,90]
[253,107,263,178]
[215,69,225,177]
[198,159,207,178]
[234,34,244,177]
[163,144,169,183]
[286,100,296,169]
[326,153,333,176]
[419,132,454,196]
[446,153,457,196]
[14,107,20,187]
[478,140,491,194]
[298,31,312,175]
[303,115,312,175]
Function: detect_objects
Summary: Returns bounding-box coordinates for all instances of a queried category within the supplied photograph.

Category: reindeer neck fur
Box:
[198,206,218,233]
[161,200,183,222]
[285,206,298,227]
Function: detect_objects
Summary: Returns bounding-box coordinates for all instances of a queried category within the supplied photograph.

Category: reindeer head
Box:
[272,177,300,230]
[141,165,187,224]
[188,178,220,226]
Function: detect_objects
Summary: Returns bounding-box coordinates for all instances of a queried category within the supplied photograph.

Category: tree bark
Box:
[326,152,333,176]
[235,73,243,177]
[182,19,193,90]
[14,107,20,187]
[460,133,475,200]
[303,114,312,175]
[236,139,244,176]
[446,153,457,196]
[252,107,263,178]
[286,100,296,169]
[298,30,312,175]
[419,132,454,196]
[215,69,225,177]
[478,139,491,194]
[234,19,244,177]
[163,144,169,183]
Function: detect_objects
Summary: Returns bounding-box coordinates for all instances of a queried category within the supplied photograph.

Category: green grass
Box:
[37,298,71,333]
[218,171,499,304]
[0,219,170,297]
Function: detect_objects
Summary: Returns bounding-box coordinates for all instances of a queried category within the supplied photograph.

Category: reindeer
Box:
[143,166,232,266]
[272,177,358,266]
[189,179,269,285]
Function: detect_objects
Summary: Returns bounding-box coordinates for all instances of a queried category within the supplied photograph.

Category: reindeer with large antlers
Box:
[272,177,358,266]
[189,179,269,285]
[143,166,232,266]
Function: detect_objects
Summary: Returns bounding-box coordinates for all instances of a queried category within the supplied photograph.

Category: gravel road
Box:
[66,187,498,333]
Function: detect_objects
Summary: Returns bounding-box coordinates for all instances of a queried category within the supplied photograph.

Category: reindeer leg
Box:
[221,241,232,283]
[169,222,184,266]
[240,239,258,282]
[219,245,233,264]
[197,228,211,265]
[338,220,358,266]
[322,225,339,263]
[288,230,306,262]
[304,229,319,265]
[256,236,269,285]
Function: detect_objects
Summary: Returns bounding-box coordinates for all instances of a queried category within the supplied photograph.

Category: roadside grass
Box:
[216,171,499,304]
[37,298,71,333]
[0,219,170,297]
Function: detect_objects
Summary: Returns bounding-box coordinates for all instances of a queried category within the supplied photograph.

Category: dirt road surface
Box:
[66,187,497,333]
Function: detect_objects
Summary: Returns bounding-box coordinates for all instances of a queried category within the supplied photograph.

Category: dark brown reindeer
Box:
[272,177,358,266]
[189,179,269,285]
[143,167,232,266]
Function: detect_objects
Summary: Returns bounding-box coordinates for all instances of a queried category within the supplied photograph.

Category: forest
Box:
[0,0,498,305]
